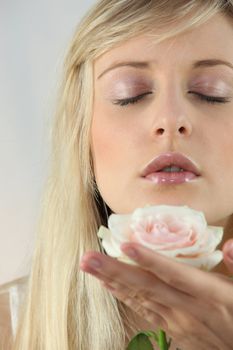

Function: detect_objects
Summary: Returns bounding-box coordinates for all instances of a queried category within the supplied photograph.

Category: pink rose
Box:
[97,205,223,270]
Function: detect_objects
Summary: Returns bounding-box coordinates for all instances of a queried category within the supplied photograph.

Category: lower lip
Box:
[144,171,198,184]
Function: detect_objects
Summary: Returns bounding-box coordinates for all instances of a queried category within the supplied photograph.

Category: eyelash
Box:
[113,91,230,107]
[113,92,152,106]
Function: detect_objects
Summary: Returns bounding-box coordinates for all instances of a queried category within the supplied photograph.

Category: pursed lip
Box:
[141,152,201,177]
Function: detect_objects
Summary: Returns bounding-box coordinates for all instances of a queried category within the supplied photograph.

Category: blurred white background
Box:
[0,0,96,285]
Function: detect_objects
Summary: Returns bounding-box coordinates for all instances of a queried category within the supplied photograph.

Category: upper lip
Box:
[141,152,201,177]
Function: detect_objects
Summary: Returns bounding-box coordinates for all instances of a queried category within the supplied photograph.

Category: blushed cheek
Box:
[91,112,120,182]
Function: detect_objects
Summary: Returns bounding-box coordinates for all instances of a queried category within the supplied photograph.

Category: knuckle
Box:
[134,303,143,313]
[139,307,159,324]
[137,288,154,300]
[123,295,134,306]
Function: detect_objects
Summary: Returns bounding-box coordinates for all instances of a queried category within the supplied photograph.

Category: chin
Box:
[135,193,197,209]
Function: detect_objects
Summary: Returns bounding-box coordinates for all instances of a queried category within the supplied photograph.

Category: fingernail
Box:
[121,245,138,259]
[88,258,102,269]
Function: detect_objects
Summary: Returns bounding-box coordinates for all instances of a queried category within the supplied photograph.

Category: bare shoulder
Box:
[0,277,28,350]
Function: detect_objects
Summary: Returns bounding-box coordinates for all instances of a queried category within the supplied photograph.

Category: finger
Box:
[80,250,198,313]
[82,253,233,350]
[120,242,231,301]
[223,239,233,274]
[102,281,169,331]
[81,248,233,344]
[103,282,228,350]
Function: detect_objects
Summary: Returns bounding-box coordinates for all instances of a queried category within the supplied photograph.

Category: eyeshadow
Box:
[105,75,154,99]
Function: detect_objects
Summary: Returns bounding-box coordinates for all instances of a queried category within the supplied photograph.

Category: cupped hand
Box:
[80,243,233,350]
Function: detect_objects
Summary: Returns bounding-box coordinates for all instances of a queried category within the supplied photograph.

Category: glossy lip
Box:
[141,152,201,177]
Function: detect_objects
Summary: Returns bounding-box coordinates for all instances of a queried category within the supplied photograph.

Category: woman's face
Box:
[91,14,233,226]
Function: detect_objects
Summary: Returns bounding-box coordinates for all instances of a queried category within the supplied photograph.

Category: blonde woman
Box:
[14,1,233,349]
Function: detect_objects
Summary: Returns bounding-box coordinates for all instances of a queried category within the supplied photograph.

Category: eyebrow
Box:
[97,59,233,79]
[192,59,233,70]
[97,61,150,79]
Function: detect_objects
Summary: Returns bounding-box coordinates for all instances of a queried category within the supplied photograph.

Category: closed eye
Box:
[112,91,230,107]
[113,91,153,106]
[188,91,230,104]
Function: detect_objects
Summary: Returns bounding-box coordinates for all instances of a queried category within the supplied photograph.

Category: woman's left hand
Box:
[80,242,233,350]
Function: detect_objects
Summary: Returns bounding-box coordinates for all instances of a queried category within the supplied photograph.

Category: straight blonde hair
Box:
[13,1,233,349]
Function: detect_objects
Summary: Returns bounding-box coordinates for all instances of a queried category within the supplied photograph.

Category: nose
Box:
[151,93,193,139]
[155,119,191,137]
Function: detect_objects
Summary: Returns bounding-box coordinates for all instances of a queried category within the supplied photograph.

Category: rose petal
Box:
[174,250,223,270]
[99,205,224,271]
[108,214,131,239]
[97,226,123,257]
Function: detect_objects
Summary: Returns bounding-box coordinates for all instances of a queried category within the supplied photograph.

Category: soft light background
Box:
[0,0,96,285]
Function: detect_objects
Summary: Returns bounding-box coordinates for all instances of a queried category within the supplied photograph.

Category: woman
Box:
[14,1,233,349]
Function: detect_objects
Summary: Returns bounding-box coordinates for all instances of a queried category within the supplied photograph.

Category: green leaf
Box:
[126,333,154,350]
[142,331,159,342]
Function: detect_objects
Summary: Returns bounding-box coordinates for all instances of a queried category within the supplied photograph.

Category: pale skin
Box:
[81,13,233,350]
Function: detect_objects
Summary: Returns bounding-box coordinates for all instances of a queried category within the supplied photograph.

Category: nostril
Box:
[156,128,165,135]
[179,126,186,134]
[156,126,188,136]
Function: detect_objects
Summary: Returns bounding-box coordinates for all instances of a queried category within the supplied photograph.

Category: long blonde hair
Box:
[13,1,233,349]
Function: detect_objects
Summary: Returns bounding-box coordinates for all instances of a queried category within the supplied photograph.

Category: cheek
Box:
[91,108,130,186]
[91,100,146,173]
[205,122,233,220]
[90,103,148,213]
[91,108,136,213]
[211,125,233,169]
[91,115,124,166]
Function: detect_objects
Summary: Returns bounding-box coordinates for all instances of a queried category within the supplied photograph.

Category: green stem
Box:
[158,329,170,350]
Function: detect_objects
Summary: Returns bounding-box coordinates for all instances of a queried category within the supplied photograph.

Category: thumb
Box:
[223,239,233,274]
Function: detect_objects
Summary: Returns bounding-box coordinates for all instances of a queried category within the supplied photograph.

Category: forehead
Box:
[95,13,233,76]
